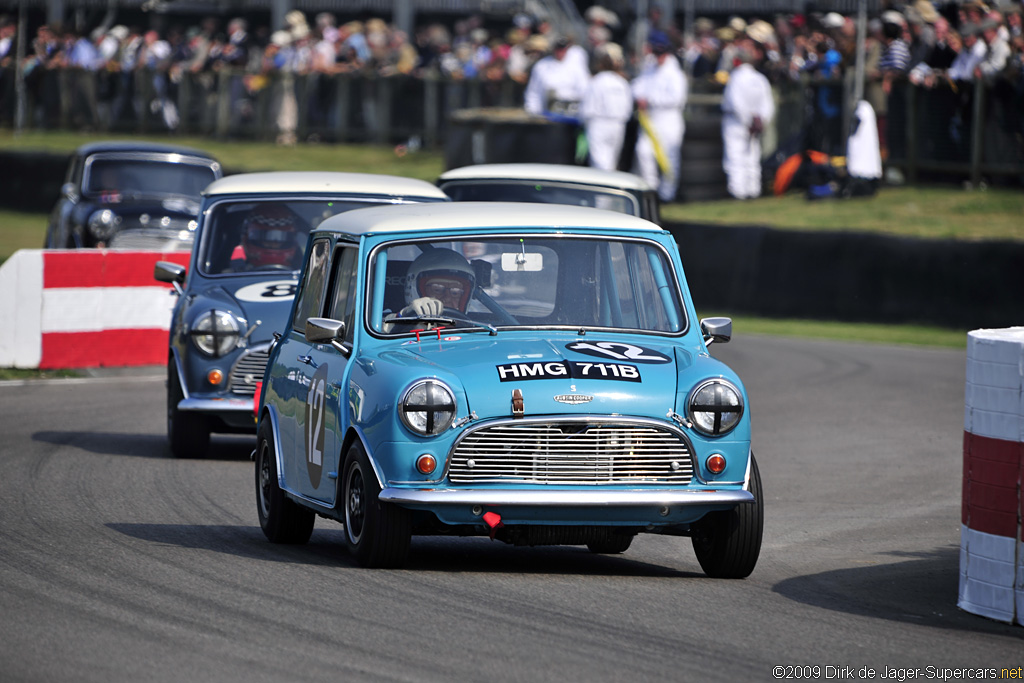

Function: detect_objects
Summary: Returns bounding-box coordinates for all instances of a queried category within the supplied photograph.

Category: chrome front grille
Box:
[109,227,194,250]
[449,420,694,485]
[228,347,270,396]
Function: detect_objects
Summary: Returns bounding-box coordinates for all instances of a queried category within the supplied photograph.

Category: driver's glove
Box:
[400,297,444,317]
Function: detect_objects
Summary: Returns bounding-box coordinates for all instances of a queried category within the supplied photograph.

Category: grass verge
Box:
[715,313,968,349]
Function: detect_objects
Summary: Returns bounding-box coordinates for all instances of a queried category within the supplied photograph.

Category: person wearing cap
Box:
[721,35,775,200]
[631,30,687,202]
[580,43,633,171]
[904,7,934,69]
[976,12,1010,80]
[947,22,987,80]
[523,35,589,117]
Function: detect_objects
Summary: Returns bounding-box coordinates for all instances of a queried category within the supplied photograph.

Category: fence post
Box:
[135,69,148,134]
[215,70,231,138]
[376,77,392,144]
[906,81,918,184]
[59,69,71,130]
[177,72,190,135]
[970,78,985,187]
[334,75,350,143]
[423,74,439,148]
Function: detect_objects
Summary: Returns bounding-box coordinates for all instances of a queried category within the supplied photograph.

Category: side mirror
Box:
[61,182,79,202]
[154,261,187,295]
[305,317,348,354]
[700,317,732,346]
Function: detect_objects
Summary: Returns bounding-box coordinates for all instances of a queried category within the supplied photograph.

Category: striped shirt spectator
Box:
[879,21,912,72]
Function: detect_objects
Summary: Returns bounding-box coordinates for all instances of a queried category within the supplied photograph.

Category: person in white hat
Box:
[523,35,590,117]
[631,30,687,202]
[580,43,633,171]
[721,35,775,199]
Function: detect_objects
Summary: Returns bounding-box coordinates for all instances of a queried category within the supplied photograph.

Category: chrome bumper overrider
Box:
[379,488,754,507]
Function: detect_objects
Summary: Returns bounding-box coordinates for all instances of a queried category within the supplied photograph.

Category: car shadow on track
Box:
[772,546,1024,638]
[33,430,254,461]
[106,522,702,578]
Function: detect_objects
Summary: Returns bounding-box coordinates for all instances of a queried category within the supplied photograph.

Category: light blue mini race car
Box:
[255,202,762,576]
[155,172,448,458]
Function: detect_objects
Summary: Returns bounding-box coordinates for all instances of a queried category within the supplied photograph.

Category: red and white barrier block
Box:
[959,327,1024,625]
[0,250,189,369]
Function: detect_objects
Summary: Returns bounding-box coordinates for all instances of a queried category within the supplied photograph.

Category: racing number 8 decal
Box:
[304,363,329,489]
[263,283,297,298]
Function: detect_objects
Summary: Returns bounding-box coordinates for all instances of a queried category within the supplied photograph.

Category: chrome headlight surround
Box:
[189,309,241,357]
[399,379,456,436]
[87,209,120,240]
[686,379,744,437]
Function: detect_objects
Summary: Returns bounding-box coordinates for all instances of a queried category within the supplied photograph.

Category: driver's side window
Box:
[291,238,330,332]
[327,245,358,343]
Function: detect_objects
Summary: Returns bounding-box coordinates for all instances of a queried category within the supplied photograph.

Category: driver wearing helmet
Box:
[385,248,476,330]
[238,203,303,270]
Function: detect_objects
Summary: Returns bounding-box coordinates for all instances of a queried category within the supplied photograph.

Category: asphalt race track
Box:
[1,334,1021,682]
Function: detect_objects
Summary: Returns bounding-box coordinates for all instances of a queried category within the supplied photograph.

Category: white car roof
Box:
[203,171,448,199]
[438,164,653,191]
[318,201,664,237]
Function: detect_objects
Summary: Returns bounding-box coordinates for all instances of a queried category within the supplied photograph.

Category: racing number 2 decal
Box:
[565,341,672,364]
[305,363,329,489]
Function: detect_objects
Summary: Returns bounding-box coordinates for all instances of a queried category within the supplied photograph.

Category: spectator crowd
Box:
[1,1,1021,195]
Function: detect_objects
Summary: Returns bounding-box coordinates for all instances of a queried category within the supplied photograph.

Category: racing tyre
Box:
[167,362,210,458]
[691,453,763,579]
[587,531,635,554]
[255,422,315,544]
[343,441,412,568]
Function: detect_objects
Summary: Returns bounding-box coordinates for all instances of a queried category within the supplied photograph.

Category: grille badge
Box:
[553,394,593,405]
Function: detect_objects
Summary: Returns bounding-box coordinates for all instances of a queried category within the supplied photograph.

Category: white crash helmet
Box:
[404,248,476,311]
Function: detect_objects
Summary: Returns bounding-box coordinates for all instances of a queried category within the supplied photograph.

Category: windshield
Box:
[198,199,378,275]
[369,235,684,335]
[441,181,639,216]
[85,158,218,197]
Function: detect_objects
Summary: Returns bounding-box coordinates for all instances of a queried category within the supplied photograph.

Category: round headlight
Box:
[190,309,241,357]
[87,209,119,239]
[400,380,456,436]
[687,379,744,436]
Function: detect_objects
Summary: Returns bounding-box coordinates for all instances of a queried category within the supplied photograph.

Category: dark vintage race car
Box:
[44,140,222,250]
[155,171,449,458]
[255,201,762,576]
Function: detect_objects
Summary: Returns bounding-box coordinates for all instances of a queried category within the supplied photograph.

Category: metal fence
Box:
[0,66,527,148]
[1,66,1021,185]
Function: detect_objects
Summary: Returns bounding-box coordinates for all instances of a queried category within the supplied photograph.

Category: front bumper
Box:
[178,396,256,430]
[380,488,752,506]
[379,487,753,526]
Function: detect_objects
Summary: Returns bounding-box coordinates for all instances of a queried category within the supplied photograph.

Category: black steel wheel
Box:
[342,440,412,568]
[691,453,764,579]
[255,421,315,544]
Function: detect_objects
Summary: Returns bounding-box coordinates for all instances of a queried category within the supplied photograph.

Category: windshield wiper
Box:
[389,315,498,336]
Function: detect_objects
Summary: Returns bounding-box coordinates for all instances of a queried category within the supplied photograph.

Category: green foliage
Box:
[0,210,50,262]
